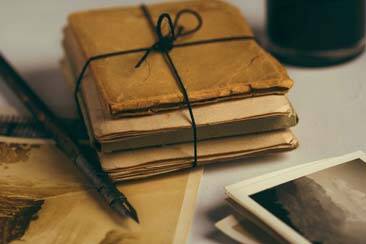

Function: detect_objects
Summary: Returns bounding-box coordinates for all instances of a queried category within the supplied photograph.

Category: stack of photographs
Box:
[217,151,366,244]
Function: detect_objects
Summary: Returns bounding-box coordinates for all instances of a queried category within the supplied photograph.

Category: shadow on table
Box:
[205,204,240,244]
[204,152,288,175]
[202,153,289,243]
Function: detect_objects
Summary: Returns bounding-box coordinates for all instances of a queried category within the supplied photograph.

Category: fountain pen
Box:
[0,53,139,223]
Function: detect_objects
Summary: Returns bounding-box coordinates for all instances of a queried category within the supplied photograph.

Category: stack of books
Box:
[61,0,299,181]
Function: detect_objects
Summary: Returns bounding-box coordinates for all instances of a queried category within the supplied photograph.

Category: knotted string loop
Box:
[135,8,202,68]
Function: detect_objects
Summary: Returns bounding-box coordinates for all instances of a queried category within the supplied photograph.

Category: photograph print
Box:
[251,158,366,244]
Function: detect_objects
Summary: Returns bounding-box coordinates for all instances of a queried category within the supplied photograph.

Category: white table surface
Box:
[1,1,365,243]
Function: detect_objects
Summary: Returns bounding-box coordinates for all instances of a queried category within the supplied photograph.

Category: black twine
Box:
[74,4,255,167]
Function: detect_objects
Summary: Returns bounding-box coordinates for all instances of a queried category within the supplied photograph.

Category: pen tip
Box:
[111,199,140,224]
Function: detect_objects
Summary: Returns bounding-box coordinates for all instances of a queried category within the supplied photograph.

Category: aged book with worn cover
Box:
[62,56,297,152]
[65,0,293,117]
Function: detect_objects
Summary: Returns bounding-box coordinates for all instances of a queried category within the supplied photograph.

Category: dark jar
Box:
[266,0,366,66]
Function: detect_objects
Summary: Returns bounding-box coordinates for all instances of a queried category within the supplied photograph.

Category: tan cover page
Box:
[66,0,293,116]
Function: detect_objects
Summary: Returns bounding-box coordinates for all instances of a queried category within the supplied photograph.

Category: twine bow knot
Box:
[135,9,202,68]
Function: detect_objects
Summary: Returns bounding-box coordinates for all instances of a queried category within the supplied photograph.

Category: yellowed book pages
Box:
[100,129,298,181]
[66,0,292,117]
[0,136,203,244]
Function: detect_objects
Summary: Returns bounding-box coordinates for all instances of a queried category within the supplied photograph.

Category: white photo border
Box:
[225,151,366,244]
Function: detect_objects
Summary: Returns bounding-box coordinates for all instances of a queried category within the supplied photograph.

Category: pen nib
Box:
[111,199,140,224]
